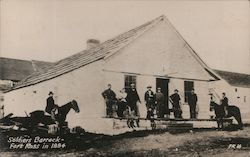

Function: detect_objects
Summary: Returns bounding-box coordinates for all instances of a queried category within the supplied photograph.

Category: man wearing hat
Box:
[126,83,141,116]
[187,89,198,119]
[155,87,165,118]
[102,84,116,117]
[144,85,155,115]
[169,89,182,118]
[45,91,58,120]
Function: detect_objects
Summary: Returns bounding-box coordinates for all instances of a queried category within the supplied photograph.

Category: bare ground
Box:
[1,127,250,157]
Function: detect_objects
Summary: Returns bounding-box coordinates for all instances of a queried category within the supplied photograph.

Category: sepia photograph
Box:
[0,0,249,156]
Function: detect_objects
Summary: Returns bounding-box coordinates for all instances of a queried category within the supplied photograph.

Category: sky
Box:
[0,0,249,74]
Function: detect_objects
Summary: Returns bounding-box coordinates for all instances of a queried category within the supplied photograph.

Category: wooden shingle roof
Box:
[0,57,52,81]
[214,69,250,88]
[8,15,164,91]
[7,15,220,92]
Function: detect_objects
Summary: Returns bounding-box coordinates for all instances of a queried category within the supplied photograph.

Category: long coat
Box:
[45,96,55,114]
[221,97,228,107]
[144,90,155,107]
[102,89,116,101]
[188,93,198,106]
[155,92,164,104]
[170,93,181,108]
[126,89,140,104]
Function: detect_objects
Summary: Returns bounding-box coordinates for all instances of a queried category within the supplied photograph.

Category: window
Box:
[184,81,194,102]
[244,96,246,103]
[124,75,136,91]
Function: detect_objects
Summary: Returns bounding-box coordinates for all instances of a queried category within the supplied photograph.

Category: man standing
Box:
[221,92,229,117]
[144,85,155,111]
[117,88,127,117]
[169,89,182,118]
[144,85,155,118]
[45,91,58,120]
[188,89,198,119]
[102,84,116,117]
[155,87,165,118]
[126,83,141,116]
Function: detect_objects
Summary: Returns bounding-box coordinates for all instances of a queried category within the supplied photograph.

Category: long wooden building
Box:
[4,15,226,133]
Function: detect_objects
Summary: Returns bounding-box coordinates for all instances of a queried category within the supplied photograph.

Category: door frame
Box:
[156,78,169,115]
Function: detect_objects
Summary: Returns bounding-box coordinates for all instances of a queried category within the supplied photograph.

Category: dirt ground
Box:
[1,127,250,157]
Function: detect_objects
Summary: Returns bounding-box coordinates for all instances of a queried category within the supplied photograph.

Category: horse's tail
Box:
[230,105,243,128]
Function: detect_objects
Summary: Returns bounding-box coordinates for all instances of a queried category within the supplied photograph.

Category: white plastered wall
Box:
[4,61,105,128]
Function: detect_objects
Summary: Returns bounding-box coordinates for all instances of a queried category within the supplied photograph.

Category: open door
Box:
[156,78,169,115]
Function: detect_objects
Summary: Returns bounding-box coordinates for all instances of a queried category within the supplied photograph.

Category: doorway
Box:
[156,78,169,115]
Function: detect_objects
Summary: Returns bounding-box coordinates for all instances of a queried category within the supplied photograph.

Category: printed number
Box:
[228,144,242,149]
[51,143,66,149]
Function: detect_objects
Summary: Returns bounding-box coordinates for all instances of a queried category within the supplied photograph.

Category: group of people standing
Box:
[101,83,199,119]
[102,83,140,118]
[145,87,198,119]
[145,85,167,119]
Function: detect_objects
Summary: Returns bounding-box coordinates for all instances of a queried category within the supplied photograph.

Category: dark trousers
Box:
[146,100,155,110]
[117,101,127,117]
[189,103,197,119]
[106,100,114,116]
[156,103,164,118]
[173,104,182,118]
[146,101,155,118]
[146,110,154,119]
[129,101,138,116]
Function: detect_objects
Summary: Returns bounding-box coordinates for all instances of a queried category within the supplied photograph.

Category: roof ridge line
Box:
[8,15,221,92]
[103,15,166,60]
[52,15,166,67]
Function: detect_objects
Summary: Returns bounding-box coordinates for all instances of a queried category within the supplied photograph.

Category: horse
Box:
[30,100,80,127]
[55,100,80,124]
[210,101,243,130]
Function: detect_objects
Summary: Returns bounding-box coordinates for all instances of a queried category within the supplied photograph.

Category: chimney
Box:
[87,39,100,49]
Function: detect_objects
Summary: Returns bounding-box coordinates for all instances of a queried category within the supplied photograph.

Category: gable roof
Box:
[0,57,52,81]
[213,69,250,88]
[7,15,220,92]
[31,60,54,72]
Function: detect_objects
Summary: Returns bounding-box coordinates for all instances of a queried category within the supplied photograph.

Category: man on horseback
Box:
[221,92,229,117]
[45,91,58,121]
[210,94,243,130]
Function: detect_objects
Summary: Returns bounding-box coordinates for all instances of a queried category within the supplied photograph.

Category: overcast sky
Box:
[0,0,249,74]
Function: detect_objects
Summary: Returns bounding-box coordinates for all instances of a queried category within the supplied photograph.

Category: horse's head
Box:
[210,100,216,110]
[210,100,224,118]
[71,100,80,113]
